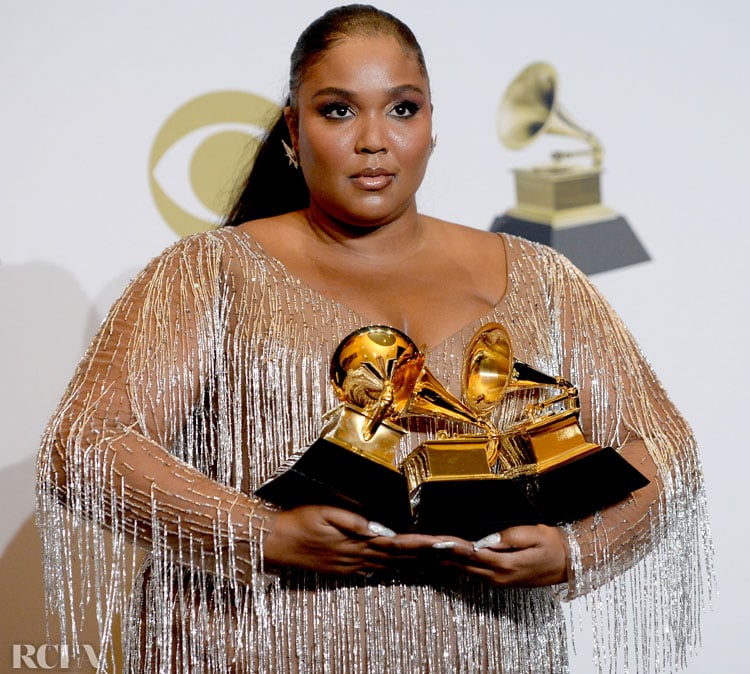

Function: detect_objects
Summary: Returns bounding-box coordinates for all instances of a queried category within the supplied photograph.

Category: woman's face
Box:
[286,34,433,228]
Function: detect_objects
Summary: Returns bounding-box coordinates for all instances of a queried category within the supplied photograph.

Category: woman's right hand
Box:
[261,504,446,577]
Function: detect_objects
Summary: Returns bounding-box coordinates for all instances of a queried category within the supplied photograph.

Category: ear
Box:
[284,106,299,151]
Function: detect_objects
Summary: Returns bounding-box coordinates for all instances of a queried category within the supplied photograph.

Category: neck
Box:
[302,202,428,261]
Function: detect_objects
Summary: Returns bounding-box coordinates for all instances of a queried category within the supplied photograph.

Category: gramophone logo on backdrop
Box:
[491,62,649,275]
[149,91,280,236]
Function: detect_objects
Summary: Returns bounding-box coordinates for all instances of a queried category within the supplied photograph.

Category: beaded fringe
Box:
[36,230,713,672]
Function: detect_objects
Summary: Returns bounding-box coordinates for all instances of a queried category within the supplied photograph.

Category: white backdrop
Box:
[2,1,747,671]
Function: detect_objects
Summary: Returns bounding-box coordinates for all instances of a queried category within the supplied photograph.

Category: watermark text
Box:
[12,644,99,670]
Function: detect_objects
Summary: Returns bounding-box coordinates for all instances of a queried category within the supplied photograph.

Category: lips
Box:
[350,167,394,190]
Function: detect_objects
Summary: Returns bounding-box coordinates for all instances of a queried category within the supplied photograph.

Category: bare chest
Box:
[303,258,504,348]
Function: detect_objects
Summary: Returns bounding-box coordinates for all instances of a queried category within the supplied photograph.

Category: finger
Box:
[333,544,439,572]
[491,526,544,550]
[472,525,554,552]
[313,506,375,538]
[446,537,543,568]
[366,521,398,538]
[451,563,528,587]
[324,511,415,541]
[472,532,503,552]
[436,550,531,582]
[448,530,567,586]
[371,533,470,553]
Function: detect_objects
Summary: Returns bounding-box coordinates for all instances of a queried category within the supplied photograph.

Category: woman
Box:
[37,5,712,673]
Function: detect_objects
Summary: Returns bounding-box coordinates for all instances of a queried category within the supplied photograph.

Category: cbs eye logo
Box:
[149,91,280,237]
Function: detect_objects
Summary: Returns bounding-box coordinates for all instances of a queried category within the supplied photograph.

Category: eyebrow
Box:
[311,84,427,100]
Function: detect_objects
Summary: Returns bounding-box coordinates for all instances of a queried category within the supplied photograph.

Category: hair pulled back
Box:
[223,4,427,226]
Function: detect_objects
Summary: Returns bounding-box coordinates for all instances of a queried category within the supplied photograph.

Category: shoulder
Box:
[121,228,266,302]
[498,232,587,277]
[422,215,506,260]
[145,226,278,271]
[421,216,580,272]
[423,215,496,243]
[230,212,309,260]
[145,227,235,261]
[420,215,587,272]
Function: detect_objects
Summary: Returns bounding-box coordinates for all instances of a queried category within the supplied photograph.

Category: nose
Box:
[355,114,387,154]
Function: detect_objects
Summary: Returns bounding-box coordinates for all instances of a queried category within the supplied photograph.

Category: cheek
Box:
[392,128,432,162]
[299,138,347,193]
[300,124,349,163]
[310,142,346,167]
[398,143,432,180]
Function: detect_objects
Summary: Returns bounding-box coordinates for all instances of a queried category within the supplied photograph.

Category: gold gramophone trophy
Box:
[254,325,488,530]
[402,323,649,538]
[256,324,648,538]
[490,62,649,274]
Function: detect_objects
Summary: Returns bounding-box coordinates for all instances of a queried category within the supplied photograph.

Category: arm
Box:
[553,256,704,598]
[431,247,709,602]
[36,235,279,588]
[37,233,445,594]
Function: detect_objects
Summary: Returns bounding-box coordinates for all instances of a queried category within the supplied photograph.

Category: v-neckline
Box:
[229,228,513,353]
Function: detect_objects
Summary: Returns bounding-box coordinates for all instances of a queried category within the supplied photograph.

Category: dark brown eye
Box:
[322,103,354,119]
[390,101,420,118]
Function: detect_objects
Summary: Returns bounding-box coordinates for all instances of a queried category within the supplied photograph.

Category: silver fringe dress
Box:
[36,229,713,673]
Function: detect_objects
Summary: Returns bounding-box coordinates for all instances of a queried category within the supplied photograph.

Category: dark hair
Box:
[223,4,428,227]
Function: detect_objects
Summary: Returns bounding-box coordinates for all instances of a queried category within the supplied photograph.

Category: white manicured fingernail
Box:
[368,521,396,538]
[473,532,502,551]
[431,541,457,550]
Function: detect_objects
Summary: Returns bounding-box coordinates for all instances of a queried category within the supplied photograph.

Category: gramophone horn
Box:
[330,325,419,413]
[403,366,494,433]
[463,323,581,421]
[496,61,603,167]
[463,323,513,416]
[330,325,493,437]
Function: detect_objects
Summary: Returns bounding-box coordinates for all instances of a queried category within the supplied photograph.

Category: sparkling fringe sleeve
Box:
[36,229,714,673]
[505,238,714,672]
[35,233,276,666]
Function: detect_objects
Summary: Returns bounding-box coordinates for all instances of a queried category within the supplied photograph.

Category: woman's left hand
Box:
[435,525,569,587]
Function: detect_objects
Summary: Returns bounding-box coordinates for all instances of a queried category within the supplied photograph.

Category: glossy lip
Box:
[350,167,394,191]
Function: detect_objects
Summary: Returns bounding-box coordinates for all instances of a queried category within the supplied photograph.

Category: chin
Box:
[317,199,411,228]
[345,208,408,228]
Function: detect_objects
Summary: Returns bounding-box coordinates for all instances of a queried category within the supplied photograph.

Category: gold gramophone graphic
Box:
[491,62,649,275]
[256,324,648,538]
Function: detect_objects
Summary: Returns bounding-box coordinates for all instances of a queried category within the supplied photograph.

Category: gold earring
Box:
[281,139,299,169]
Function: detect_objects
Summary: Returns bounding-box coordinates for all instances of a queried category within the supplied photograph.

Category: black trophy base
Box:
[255,438,413,531]
[491,214,650,275]
[411,447,649,540]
